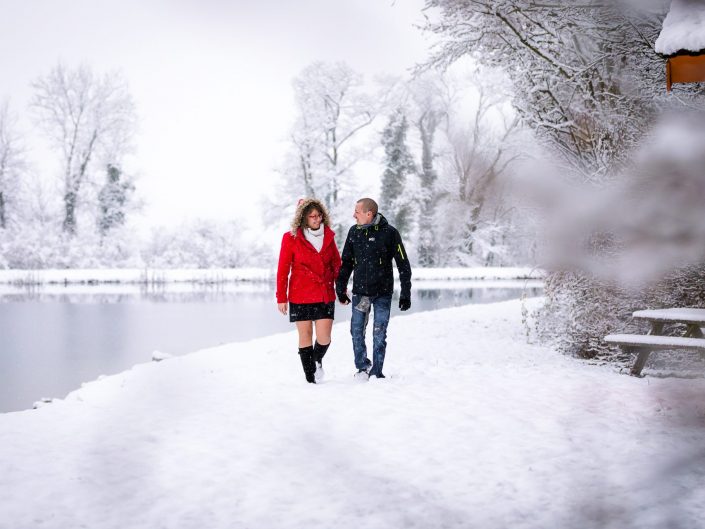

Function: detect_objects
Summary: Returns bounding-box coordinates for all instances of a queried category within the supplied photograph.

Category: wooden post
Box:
[630,347,650,377]
[685,324,705,359]
[684,324,703,338]
[630,321,664,377]
[666,58,672,92]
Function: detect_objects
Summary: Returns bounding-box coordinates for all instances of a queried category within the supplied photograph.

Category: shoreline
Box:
[0,266,544,286]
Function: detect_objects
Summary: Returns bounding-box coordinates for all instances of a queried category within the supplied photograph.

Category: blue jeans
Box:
[350,294,392,376]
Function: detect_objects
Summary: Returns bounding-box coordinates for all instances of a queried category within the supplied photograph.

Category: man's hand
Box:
[399,297,411,311]
[277,302,288,315]
[338,291,351,305]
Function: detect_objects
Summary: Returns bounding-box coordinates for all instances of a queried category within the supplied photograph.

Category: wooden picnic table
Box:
[632,308,705,336]
[605,308,705,376]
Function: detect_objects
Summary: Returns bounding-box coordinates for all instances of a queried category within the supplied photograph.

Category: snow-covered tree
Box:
[142,219,269,269]
[380,107,417,234]
[423,0,672,181]
[410,80,445,266]
[422,1,705,359]
[97,164,134,238]
[31,64,136,235]
[413,64,521,266]
[0,101,25,230]
[279,61,381,240]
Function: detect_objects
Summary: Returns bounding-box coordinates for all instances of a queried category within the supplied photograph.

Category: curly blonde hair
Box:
[290,198,332,235]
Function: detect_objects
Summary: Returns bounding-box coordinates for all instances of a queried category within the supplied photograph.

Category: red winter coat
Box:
[276,226,341,304]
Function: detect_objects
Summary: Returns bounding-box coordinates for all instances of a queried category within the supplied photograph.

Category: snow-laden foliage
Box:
[423,0,675,181]
[142,219,269,269]
[535,115,705,360]
[0,101,25,230]
[274,61,384,244]
[411,64,531,267]
[380,107,417,236]
[0,221,141,269]
[424,0,705,360]
[31,64,136,235]
[98,164,135,238]
[272,60,535,269]
[0,212,269,270]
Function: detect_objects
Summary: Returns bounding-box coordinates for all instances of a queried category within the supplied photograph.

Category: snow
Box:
[605,333,705,348]
[0,268,272,285]
[0,267,543,285]
[633,307,705,324]
[1,298,703,529]
[655,0,705,55]
[411,266,542,280]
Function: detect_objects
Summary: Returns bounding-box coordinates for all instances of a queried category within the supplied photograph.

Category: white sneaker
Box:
[314,362,324,383]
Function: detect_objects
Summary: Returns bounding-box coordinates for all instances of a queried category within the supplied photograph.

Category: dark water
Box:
[0,280,542,413]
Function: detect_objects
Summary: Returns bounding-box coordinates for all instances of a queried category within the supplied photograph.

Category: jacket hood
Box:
[290,198,332,236]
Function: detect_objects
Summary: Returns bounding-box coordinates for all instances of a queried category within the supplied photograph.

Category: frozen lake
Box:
[0,280,542,413]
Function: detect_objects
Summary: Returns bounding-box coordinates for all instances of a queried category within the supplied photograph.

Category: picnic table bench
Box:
[604,308,705,376]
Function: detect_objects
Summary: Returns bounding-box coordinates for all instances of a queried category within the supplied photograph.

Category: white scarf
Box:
[304,226,324,252]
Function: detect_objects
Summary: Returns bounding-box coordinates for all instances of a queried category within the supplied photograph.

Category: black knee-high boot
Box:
[298,345,316,383]
[313,341,330,382]
[313,341,330,366]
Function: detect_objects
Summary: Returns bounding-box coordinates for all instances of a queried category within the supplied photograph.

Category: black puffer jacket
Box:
[335,214,412,299]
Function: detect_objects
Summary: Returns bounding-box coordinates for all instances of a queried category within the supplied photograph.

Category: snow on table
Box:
[633,307,705,324]
[655,0,705,55]
[1,298,703,529]
[604,333,705,349]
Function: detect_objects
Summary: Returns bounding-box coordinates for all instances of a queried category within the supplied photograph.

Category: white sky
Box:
[0,0,431,229]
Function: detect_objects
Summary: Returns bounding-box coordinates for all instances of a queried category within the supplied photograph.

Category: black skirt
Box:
[289,301,335,322]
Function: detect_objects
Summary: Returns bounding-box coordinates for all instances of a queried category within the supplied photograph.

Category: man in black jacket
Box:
[336,198,412,379]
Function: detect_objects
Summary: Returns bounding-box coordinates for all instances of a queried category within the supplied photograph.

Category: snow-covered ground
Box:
[1,298,703,529]
[0,267,542,285]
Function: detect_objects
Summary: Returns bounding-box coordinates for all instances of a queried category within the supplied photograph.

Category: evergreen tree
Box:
[98,164,133,238]
[415,107,442,266]
[380,108,416,234]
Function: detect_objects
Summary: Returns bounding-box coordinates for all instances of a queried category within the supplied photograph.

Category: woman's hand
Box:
[277,302,288,315]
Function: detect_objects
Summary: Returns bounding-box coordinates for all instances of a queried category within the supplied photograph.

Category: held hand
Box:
[399,297,411,311]
[277,302,288,315]
[338,291,351,305]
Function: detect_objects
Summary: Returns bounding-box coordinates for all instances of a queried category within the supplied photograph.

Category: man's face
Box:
[353,202,374,226]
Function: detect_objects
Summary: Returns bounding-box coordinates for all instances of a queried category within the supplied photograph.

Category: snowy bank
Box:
[0,298,702,529]
[0,268,271,285]
[0,266,543,286]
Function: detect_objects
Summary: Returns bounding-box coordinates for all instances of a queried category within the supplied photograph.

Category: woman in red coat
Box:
[277,198,341,383]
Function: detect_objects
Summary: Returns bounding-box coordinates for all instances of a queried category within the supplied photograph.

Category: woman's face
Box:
[306,208,323,230]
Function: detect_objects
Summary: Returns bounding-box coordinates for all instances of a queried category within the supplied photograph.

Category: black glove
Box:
[338,292,351,304]
[399,297,411,311]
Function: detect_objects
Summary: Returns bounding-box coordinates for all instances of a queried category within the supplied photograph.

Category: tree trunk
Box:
[417,112,440,266]
[0,191,5,229]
